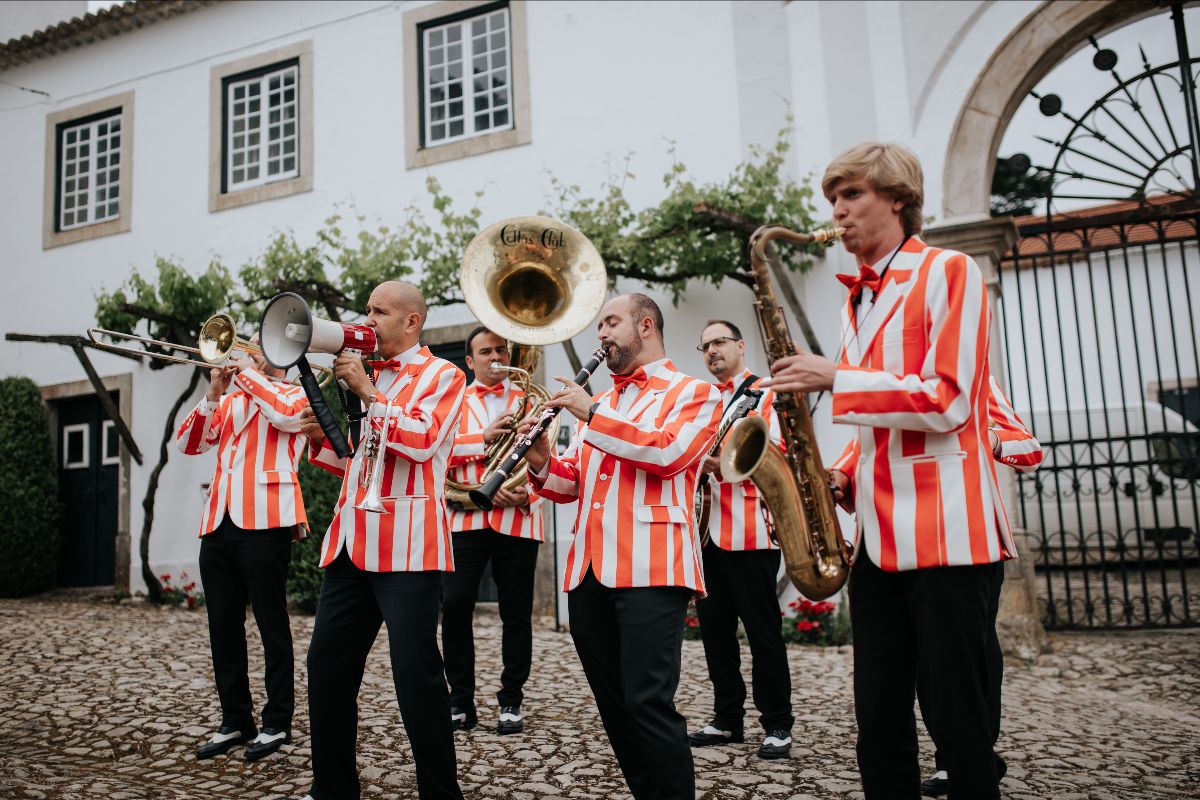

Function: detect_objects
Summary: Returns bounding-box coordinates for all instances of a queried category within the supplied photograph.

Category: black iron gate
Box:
[997,6,1200,628]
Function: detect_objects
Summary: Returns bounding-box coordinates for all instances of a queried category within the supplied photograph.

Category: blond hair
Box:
[821,142,924,236]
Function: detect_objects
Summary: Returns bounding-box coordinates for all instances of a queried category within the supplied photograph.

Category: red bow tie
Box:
[612,368,650,394]
[369,358,419,375]
[837,265,885,302]
[717,376,742,393]
[472,382,505,397]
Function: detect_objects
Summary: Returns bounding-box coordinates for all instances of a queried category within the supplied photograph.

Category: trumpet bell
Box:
[460,215,606,346]
[198,314,239,364]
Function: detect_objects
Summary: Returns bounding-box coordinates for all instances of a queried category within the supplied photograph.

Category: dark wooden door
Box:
[56,394,119,587]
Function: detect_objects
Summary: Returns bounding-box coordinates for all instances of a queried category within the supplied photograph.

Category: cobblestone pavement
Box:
[0,595,1197,800]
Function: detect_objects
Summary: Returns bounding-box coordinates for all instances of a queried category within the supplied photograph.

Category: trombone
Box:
[87,313,335,385]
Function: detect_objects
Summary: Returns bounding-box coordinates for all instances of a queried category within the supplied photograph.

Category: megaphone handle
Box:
[296,361,352,458]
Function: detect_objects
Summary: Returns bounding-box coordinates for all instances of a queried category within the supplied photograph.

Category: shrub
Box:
[683,598,702,640]
[0,377,61,597]
[159,571,205,608]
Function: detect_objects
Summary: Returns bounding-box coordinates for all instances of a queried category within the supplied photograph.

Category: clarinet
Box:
[468,346,607,511]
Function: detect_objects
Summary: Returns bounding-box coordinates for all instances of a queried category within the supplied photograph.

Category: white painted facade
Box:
[0,1,1173,614]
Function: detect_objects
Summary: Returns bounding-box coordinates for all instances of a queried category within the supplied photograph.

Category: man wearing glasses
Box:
[688,320,794,760]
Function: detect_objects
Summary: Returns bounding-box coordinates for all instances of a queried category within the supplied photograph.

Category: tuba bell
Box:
[446,216,607,510]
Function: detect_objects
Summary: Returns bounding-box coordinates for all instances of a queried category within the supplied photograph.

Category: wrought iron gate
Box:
[997,5,1200,628]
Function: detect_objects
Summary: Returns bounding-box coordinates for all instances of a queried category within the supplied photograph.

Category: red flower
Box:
[159,573,171,583]
[186,596,196,608]
[183,583,195,592]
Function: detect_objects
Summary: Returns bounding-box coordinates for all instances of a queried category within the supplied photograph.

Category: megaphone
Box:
[260,292,377,459]
[260,292,377,369]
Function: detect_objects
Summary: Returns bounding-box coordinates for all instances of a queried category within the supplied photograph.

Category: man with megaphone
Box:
[291,280,467,800]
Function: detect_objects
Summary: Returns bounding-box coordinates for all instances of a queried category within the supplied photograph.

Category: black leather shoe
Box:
[920,770,950,797]
[195,726,256,760]
[757,729,791,759]
[244,727,291,762]
[688,722,744,746]
[450,706,478,731]
[497,706,524,735]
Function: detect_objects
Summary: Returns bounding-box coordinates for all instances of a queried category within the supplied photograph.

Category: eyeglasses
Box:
[696,337,740,352]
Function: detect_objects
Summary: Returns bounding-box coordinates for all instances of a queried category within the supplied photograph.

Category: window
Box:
[405,1,530,168]
[42,91,133,249]
[423,7,512,146]
[209,41,313,212]
[58,113,122,230]
[102,420,121,466]
[63,424,89,469]
[225,62,300,190]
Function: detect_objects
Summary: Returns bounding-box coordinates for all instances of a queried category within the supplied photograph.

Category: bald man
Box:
[298,281,467,800]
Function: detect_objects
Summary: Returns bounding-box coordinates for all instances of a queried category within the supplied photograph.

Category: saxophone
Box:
[719,224,850,600]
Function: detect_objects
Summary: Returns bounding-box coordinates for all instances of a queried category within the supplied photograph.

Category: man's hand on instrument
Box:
[299,407,326,448]
[515,414,551,473]
[546,377,593,422]
[701,455,723,479]
[334,352,375,403]
[492,485,530,509]
[232,352,256,373]
[760,342,837,394]
[206,364,237,402]
[483,412,516,445]
[828,469,854,514]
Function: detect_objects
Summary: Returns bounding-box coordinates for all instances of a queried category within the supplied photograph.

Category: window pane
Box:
[450,119,463,137]
[432,123,445,140]
[475,113,489,130]
[494,108,509,127]
[472,18,485,36]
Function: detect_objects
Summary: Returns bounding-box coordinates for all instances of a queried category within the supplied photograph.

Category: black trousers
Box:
[197,515,294,732]
[568,569,695,800]
[306,550,462,800]
[849,555,1002,800]
[695,544,793,732]
[441,527,540,710]
[920,565,1006,773]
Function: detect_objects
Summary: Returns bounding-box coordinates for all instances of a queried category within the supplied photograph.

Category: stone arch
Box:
[941,0,1167,220]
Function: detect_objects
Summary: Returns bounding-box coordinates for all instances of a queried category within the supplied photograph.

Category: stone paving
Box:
[0,594,1197,800]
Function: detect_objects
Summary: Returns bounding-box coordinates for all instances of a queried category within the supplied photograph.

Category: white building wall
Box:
[0,0,1051,603]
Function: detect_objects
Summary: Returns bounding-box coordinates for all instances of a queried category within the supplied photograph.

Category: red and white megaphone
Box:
[259,292,376,368]
[259,292,377,459]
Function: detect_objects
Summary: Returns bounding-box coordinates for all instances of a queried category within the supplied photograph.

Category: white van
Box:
[1017,402,1199,565]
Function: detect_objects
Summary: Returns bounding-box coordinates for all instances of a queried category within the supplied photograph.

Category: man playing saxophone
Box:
[518,293,722,800]
[763,142,1013,800]
[688,319,794,760]
[442,326,543,735]
[296,280,466,800]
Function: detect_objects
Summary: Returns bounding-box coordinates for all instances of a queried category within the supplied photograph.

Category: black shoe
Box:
[195,726,256,760]
[688,722,744,746]
[920,770,950,797]
[757,729,791,759]
[450,706,478,731]
[244,727,291,762]
[497,706,525,735]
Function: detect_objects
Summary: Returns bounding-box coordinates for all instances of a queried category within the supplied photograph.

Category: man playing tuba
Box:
[442,326,543,735]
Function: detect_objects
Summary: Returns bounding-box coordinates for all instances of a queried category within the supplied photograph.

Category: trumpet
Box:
[88,313,334,385]
[355,394,394,513]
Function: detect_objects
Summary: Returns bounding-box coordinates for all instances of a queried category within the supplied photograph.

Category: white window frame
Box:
[404,1,530,169]
[422,6,514,148]
[63,423,90,470]
[209,41,313,213]
[225,63,300,191]
[42,91,134,249]
[58,113,123,231]
[101,420,121,466]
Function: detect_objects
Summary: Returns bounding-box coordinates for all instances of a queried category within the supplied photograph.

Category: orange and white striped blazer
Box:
[447,380,544,540]
[826,237,1015,572]
[708,369,782,551]
[531,358,722,592]
[176,368,309,537]
[309,345,466,572]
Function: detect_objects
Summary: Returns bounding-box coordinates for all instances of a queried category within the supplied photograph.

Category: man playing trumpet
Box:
[442,326,543,734]
[297,280,466,800]
[176,336,308,762]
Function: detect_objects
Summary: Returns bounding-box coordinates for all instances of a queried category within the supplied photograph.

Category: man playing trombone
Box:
[176,337,309,763]
[297,281,466,800]
[443,326,543,735]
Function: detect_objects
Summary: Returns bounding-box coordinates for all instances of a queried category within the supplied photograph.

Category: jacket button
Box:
[599,473,608,480]
[592,502,601,510]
